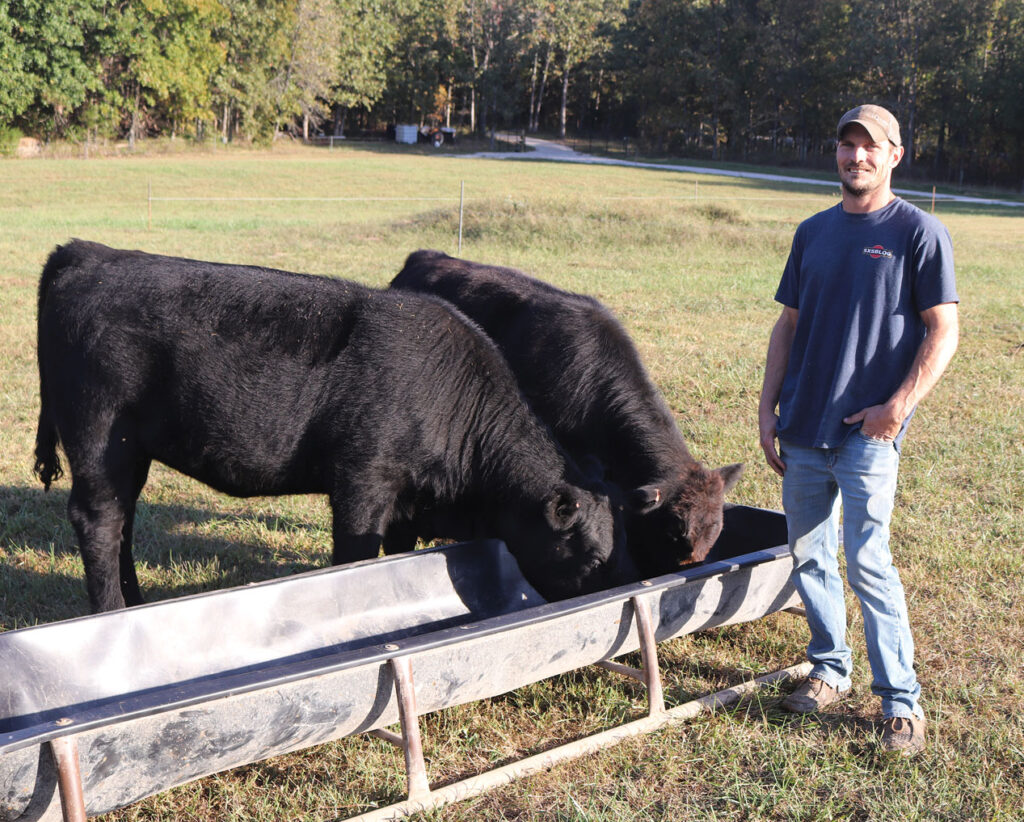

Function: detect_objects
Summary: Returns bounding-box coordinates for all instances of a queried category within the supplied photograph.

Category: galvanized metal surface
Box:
[0,505,796,821]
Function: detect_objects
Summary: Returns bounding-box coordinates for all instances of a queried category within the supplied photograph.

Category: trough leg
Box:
[50,736,87,822]
[596,593,665,716]
[388,656,431,803]
[632,595,665,715]
[348,662,813,821]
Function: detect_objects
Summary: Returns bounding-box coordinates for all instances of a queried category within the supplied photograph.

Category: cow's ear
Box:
[630,485,662,514]
[717,463,744,494]
[546,489,582,530]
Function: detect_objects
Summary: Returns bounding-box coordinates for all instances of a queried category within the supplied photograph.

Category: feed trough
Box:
[1,505,805,821]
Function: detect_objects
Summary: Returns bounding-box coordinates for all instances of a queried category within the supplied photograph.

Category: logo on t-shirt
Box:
[862,245,895,260]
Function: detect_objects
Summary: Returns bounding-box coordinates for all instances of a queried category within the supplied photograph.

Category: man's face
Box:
[836,123,903,197]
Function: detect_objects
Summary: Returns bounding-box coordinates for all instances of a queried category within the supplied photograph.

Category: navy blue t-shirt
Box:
[775,198,958,449]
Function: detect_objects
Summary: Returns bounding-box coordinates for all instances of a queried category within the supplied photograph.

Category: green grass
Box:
[1,143,1022,820]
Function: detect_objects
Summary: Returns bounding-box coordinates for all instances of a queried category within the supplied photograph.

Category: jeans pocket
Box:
[857,430,894,446]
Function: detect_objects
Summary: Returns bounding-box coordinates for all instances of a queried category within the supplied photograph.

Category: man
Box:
[759,104,959,755]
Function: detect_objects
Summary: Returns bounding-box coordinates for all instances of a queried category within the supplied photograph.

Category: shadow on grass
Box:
[1,484,331,626]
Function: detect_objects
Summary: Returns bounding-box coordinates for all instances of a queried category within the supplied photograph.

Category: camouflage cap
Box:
[837,104,902,146]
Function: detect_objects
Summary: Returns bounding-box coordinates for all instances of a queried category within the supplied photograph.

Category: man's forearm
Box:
[845,302,959,438]
[760,307,798,475]
[886,302,960,422]
[760,307,798,417]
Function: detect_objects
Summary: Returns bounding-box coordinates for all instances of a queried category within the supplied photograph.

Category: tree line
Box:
[3,0,1023,188]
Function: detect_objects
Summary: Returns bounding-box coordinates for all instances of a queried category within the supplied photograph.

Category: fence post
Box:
[458,180,465,256]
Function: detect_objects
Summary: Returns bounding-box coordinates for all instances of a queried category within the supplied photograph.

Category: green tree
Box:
[984,0,1024,186]
[461,0,532,138]
[0,4,34,123]
[330,0,401,135]
[748,0,850,162]
[111,0,228,143]
[212,0,292,142]
[6,0,110,137]
[378,0,459,125]
[542,0,625,138]
[271,0,346,138]
[626,0,726,154]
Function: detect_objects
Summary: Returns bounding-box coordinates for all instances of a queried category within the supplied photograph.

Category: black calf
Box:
[35,241,629,611]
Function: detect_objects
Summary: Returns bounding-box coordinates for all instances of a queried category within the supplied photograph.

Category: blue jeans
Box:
[780,433,923,720]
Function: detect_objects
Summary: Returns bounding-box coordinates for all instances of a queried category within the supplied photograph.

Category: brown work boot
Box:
[781,676,846,714]
[880,716,926,756]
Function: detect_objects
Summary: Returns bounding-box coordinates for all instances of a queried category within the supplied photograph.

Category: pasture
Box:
[1,143,1022,820]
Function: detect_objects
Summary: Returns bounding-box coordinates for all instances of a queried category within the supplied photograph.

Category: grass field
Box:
[1,142,1022,821]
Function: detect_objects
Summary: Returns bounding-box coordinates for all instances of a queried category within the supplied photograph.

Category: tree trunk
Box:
[559,58,570,139]
[903,61,918,173]
[478,43,491,136]
[470,42,478,133]
[711,108,719,161]
[933,117,946,177]
[527,52,538,132]
[537,47,551,133]
[129,86,141,148]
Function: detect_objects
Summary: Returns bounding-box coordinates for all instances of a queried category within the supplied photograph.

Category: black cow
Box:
[390,250,743,577]
[34,240,630,612]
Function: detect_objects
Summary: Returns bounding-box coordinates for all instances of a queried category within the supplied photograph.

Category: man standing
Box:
[759,104,959,755]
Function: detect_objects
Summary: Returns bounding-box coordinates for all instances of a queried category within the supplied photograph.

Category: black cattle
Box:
[390,250,743,577]
[34,240,629,612]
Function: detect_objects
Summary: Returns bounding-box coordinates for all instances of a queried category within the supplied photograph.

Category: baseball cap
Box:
[837,104,901,146]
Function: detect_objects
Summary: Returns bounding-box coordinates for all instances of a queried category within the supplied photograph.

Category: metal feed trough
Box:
[0,505,807,821]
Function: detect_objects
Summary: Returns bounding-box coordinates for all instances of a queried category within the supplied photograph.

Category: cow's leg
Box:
[117,458,152,606]
[68,478,132,612]
[382,517,418,556]
[329,483,395,565]
[66,421,149,612]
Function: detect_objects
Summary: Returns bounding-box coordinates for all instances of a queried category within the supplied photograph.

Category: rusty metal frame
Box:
[596,592,665,716]
[352,660,811,821]
[367,655,430,803]
[349,594,811,822]
[50,736,87,822]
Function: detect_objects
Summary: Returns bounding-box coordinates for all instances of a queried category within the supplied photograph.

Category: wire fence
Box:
[143,179,840,220]
[145,172,1019,242]
[149,181,474,252]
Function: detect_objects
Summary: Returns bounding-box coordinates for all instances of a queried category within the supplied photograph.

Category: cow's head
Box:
[626,462,744,576]
[500,483,634,601]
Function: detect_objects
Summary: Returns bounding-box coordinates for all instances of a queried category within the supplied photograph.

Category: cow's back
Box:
[37,241,563,500]
[392,250,690,487]
[38,242,371,493]
[39,240,367,363]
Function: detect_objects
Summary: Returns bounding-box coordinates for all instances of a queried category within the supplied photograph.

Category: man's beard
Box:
[842,179,874,197]
[840,168,883,197]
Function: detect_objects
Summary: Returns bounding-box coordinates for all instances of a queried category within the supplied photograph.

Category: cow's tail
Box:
[34,243,72,491]
[34,409,63,491]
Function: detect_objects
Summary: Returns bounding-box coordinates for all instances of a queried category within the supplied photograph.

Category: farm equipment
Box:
[1,505,806,821]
